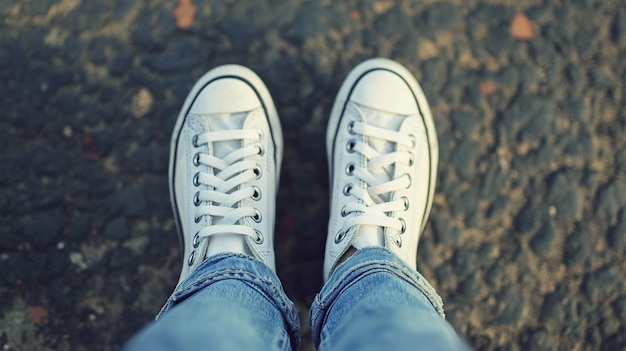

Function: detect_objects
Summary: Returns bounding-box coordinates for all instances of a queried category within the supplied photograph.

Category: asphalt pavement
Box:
[0,0,625,350]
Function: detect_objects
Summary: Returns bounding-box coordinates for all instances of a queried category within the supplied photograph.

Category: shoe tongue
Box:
[199,112,247,159]
[360,107,405,203]
[351,225,384,248]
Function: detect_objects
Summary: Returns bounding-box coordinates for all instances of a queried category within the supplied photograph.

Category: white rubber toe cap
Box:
[189,78,261,114]
[350,70,419,115]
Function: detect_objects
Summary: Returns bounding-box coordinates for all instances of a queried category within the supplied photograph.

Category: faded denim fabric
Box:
[124,249,471,351]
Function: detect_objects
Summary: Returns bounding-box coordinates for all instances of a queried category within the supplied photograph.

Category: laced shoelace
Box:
[191,128,265,247]
[339,110,415,246]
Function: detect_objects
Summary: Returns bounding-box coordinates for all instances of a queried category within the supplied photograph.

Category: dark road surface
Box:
[1,1,625,350]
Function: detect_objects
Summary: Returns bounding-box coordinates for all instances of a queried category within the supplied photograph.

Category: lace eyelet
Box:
[399,218,406,234]
[187,251,195,266]
[193,232,200,247]
[256,143,265,156]
[192,135,200,147]
[253,165,262,179]
[194,215,201,223]
[346,140,356,153]
[395,236,402,247]
[408,155,414,166]
[193,172,200,186]
[402,196,409,210]
[343,184,352,196]
[257,130,264,140]
[335,229,347,244]
[345,162,355,175]
[347,121,356,135]
[409,134,416,148]
[193,153,201,166]
[405,174,412,188]
[341,206,349,217]
[251,186,262,201]
[193,192,201,206]
[252,209,262,223]
[254,230,264,244]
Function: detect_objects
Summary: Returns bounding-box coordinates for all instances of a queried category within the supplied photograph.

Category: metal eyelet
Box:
[193,232,200,247]
[408,155,414,166]
[409,134,416,148]
[253,165,262,179]
[187,250,195,266]
[194,215,201,223]
[257,130,264,140]
[254,230,264,244]
[405,174,412,188]
[192,135,199,147]
[395,236,403,247]
[193,153,201,166]
[347,121,356,135]
[193,172,200,186]
[252,209,262,223]
[341,206,349,217]
[193,192,201,206]
[399,218,406,234]
[346,140,356,153]
[334,229,347,244]
[251,186,262,201]
[346,162,355,175]
[256,143,264,156]
[402,196,409,210]
[343,184,352,196]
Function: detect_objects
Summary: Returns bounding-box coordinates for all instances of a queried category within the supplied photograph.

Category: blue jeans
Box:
[124,248,471,350]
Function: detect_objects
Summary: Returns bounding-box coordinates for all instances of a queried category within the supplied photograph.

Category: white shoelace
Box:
[192,128,263,243]
[340,112,415,242]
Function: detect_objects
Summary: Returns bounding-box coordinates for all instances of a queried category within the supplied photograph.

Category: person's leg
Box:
[313,58,470,350]
[311,248,468,350]
[125,254,298,351]
[124,65,299,350]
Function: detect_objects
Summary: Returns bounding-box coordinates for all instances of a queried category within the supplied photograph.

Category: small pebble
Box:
[63,126,73,138]
[549,206,556,217]
[70,252,88,270]
[131,88,153,118]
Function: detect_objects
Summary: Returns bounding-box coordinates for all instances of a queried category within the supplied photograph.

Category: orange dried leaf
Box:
[348,10,361,21]
[173,0,197,30]
[82,135,99,160]
[511,13,534,40]
[31,306,48,325]
[479,81,497,96]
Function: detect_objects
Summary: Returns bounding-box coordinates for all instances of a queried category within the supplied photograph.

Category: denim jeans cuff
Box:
[309,247,445,346]
[156,253,300,349]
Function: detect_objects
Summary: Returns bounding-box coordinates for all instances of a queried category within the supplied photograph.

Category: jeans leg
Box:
[310,247,471,351]
[124,253,300,351]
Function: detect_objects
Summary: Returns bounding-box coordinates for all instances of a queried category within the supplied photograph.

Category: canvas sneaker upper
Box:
[169,65,282,288]
[324,58,439,282]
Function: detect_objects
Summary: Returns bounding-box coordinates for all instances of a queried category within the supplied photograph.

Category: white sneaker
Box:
[324,58,439,282]
[169,65,283,287]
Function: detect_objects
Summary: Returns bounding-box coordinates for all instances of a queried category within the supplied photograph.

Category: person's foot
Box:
[169,65,283,287]
[324,58,439,281]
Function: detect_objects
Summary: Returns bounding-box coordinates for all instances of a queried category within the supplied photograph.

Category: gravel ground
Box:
[1,0,625,350]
